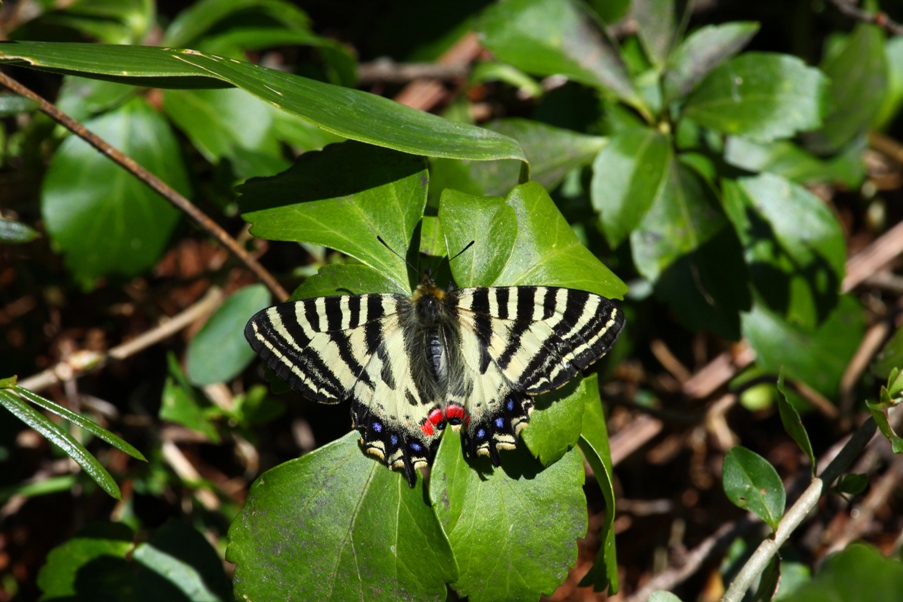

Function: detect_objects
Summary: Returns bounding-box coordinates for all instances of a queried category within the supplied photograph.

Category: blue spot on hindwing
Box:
[495,417,505,429]
[390,434,399,446]
[410,442,422,452]
[477,428,486,439]
[372,421,383,433]
[506,399,515,411]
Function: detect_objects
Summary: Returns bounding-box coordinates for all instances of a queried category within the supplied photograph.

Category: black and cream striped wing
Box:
[244,294,441,484]
[450,286,624,459]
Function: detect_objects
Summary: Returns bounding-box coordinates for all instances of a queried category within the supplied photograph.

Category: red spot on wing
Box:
[421,421,435,436]
[428,407,444,425]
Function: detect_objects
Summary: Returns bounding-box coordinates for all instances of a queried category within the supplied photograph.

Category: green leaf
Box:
[775,372,816,474]
[469,62,544,99]
[37,521,231,601]
[872,326,903,380]
[631,0,675,67]
[663,22,760,102]
[805,24,887,155]
[835,473,868,496]
[445,182,627,298]
[522,377,587,466]
[722,174,846,330]
[0,42,526,163]
[577,375,619,594]
[13,386,145,461]
[41,96,189,283]
[778,543,903,602]
[728,135,867,189]
[186,284,271,386]
[632,160,750,339]
[290,264,404,300]
[742,294,864,398]
[591,127,672,248]
[722,446,786,530]
[866,400,903,455]
[162,0,312,48]
[875,37,903,130]
[56,75,137,122]
[228,432,456,601]
[0,389,121,499]
[239,141,428,294]
[682,52,828,142]
[11,0,153,45]
[162,88,282,165]
[754,555,782,602]
[0,217,39,243]
[477,0,641,107]
[160,355,221,443]
[0,93,40,115]
[430,430,586,602]
[430,118,606,200]
[438,190,517,287]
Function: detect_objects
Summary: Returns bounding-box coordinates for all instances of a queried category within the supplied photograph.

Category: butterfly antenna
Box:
[448,240,475,264]
[377,235,420,277]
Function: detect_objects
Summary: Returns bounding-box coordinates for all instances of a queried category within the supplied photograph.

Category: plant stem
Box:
[0,70,289,302]
[722,417,879,601]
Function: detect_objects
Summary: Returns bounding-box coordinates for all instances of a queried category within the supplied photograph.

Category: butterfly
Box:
[245,271,624,487]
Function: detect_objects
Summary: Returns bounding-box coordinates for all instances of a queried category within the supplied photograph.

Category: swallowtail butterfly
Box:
[245,272,624,487]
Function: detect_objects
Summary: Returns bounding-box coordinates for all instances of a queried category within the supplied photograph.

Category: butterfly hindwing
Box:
[245,293,441,486]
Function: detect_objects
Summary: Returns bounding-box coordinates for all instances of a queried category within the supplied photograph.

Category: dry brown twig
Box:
[828,0,903,36]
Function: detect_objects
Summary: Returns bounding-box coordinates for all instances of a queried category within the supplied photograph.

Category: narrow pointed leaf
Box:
[775,373,816,474]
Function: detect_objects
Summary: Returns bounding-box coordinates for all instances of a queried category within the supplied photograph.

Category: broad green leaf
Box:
[186,284,271,386]
[631,0,675,67]
[577,375,619,594]
[775,373,816,474]
[866,400,903,455]
[41,96,188,283]
[722,174,846,330]
[805,24,887,155]
[0,217,39,243]
[56,76,137,122]
[10,0,153,45]
[522,377,587,466]
[872,325,903,380]
[0,42,526,163]
[835,474,868,496]
[588,0,630,23]
[632,160,750,340]
[37,521,231,601]
[14,386,145,461]
[722,446,786,530]
[162,0,312,48]
[430,118,606,201]
[0,94,39,115]
[438,190,517,287]
[290,264,404,300]
[754,555,782,602]
[779,543,903,602]
[239,141,428,293]
[463,182,627,298]
[725,135,867,189]
[742,294,864,398]
[591,127,672,248]
[683,53,828,142]
[477,0,641,107]
[232,384,285,426]
[663,22,760,102]
[431,430,586,602]
[160,355,220,443]
[228,432,456,601]
[0,389,121,499]
[162,88,282,165]
[875,37,903,130]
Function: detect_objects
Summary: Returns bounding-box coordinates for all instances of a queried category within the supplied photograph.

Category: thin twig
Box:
[358,60,468,85]
[722,416,880,601]
[393,32,482,111]
[828,0,903,36]
[0,70,289,302]
[17,287,224,393]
